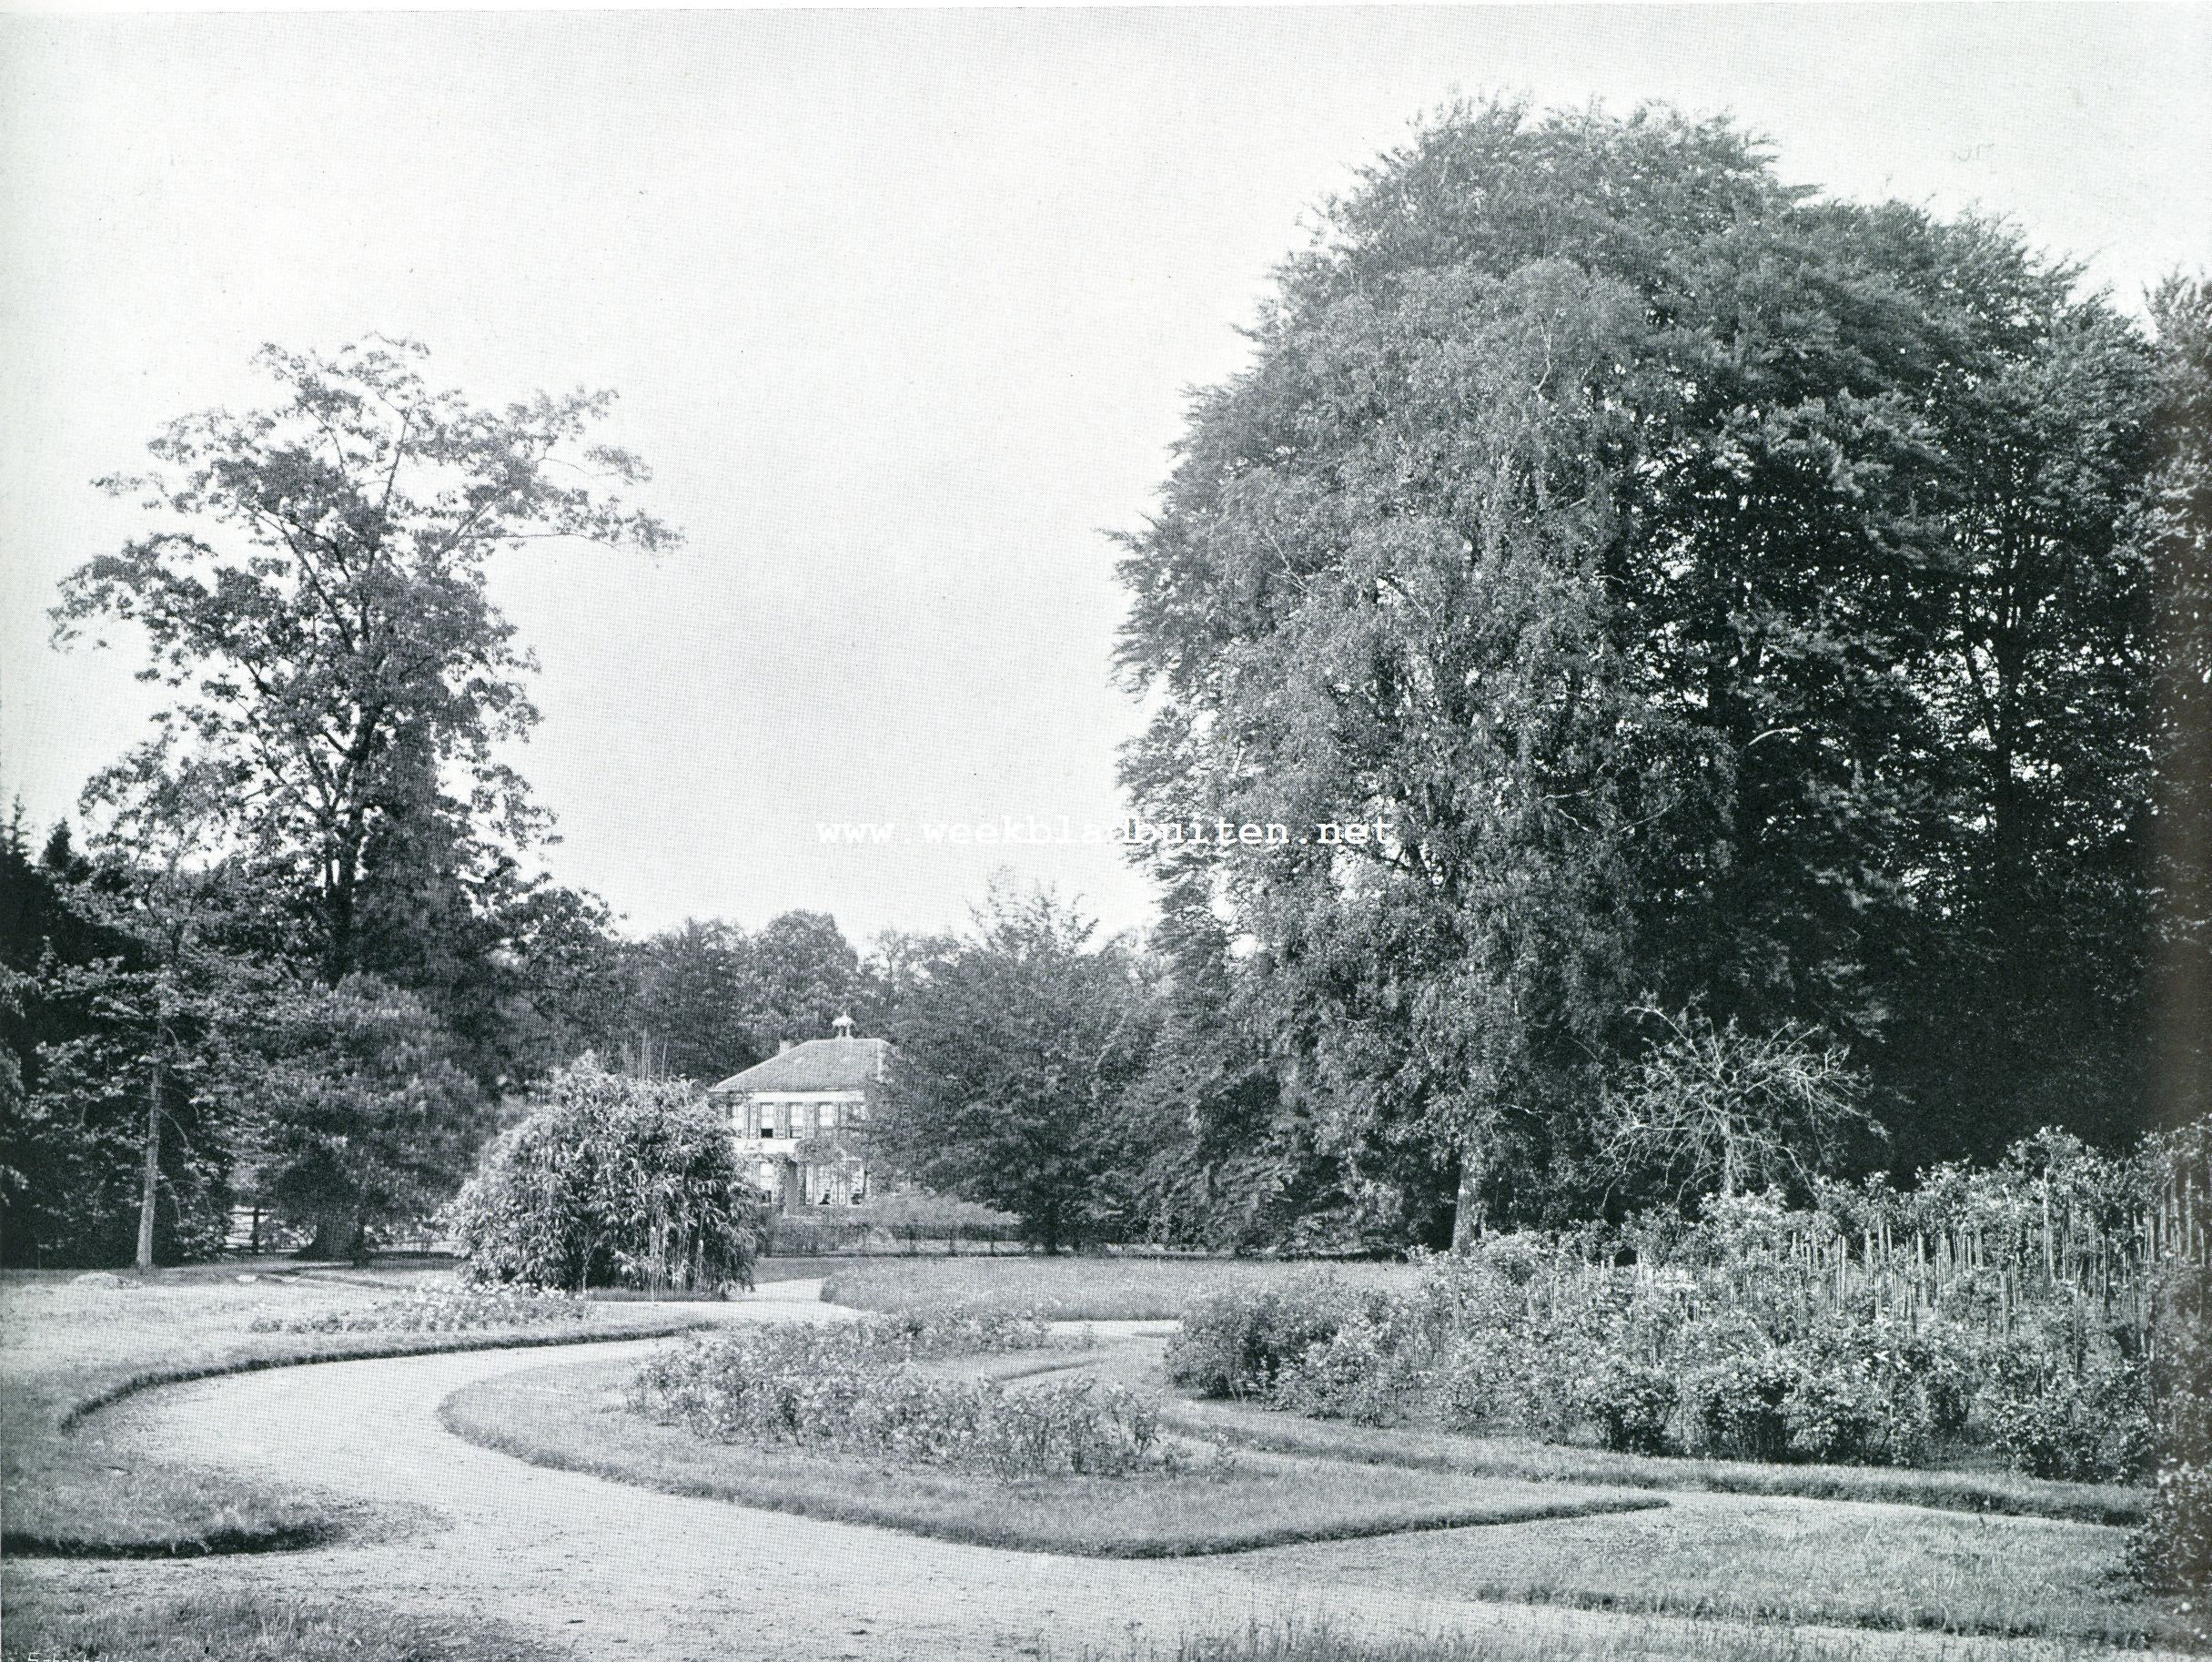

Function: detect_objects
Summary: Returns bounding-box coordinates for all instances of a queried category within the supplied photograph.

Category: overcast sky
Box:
[3,5,2207,948]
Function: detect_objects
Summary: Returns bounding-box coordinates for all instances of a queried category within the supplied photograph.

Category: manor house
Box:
[707,1015,885,1212]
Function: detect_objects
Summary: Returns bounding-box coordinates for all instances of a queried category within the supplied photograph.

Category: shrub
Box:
[628,1319,1164,1479]
[2130,1271,2210,1608]
[1273,1302,1432,1426]
[448,1059,765,1294]
[1432,1332,1519,1434]
[2128,1458,2211,1604]
[1581,1363,1678,1454]
[1783,1367,1884,1464]
[1687,1353,1802,1462]
[1980,1343,2148,1483]
[1164,1279,1355,1399]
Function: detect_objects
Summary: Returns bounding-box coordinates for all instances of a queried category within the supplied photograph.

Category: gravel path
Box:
[0,1283,2106,1662]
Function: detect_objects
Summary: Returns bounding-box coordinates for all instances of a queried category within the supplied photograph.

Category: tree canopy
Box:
[52,339,668,1082]
[873,885,1156,1252]
[1116,100,2189,1240]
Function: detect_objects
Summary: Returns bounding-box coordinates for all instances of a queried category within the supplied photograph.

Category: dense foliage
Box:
[1169,1120,2208,1499]
[870,886,1157,1252]
[628,1315,1177,1480]
[610,910,948,1085]
[5,341,676,1265]
[447,1059,764,1293]
[1116,99,2210,1241]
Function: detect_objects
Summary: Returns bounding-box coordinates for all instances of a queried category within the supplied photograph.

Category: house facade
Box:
[706,1016,887,1212]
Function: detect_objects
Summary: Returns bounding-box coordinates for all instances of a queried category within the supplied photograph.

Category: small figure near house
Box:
[708,1015,886,1213]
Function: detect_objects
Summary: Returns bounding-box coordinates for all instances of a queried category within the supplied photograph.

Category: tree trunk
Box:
[1450,1143,1486,1252]
[135,1059,162,1271]
[302,1209,364,1262]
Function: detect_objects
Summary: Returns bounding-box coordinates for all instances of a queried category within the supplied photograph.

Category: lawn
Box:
[0,1265,712,1556]
[1220,1486,2169,1647]
[0,1585,554,1662]
[820,1254,1418,1322]
[439,1347,1661,1557]
[1088,1616,2154,1662]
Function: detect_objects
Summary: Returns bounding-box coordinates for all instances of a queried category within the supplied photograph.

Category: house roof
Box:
[706,1036,889,1095]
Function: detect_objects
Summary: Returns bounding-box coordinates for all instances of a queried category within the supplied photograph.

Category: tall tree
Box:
[237,973,490,1259]
[52,339,676,999]
[1116,101,2168,1240]
[2,779,258,1268]
[621,919,752,1082]
[2144,278,2212,1140]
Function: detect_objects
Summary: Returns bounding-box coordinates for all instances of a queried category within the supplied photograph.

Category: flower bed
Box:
[1166,1197,2185,1491]
[250,1286,598,1333]
[627,1315,1173,1479]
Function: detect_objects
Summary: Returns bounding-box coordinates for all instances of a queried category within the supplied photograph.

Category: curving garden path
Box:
[0,1282,2122,1662]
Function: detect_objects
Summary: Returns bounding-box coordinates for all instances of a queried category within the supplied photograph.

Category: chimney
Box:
[778,1039,794,1054]
[833,1013,855,1039]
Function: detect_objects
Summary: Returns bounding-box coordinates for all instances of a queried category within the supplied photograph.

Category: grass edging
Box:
[2,1520,341,1558]
[8,1318,713,1560]
[439,1358,1664,1559]
[1156,1401,2149,1528]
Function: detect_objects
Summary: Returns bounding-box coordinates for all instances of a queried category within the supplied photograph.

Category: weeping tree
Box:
[448,1058,763,1293]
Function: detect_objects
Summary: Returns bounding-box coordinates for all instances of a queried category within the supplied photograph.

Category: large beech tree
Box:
[1116,101,2174,1240]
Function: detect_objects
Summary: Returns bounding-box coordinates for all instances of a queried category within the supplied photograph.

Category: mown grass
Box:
[996,1345,2188,1647]
[0,1267,709,1556]
[821,1255,1416,1322]
[1228,1488,2177,1647]
[0,1584,552,1662]
[439,1351,1660,1556]
[1075,1616,2150,1662]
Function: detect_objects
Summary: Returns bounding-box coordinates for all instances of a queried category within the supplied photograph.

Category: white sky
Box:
[3,5,2207,946]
